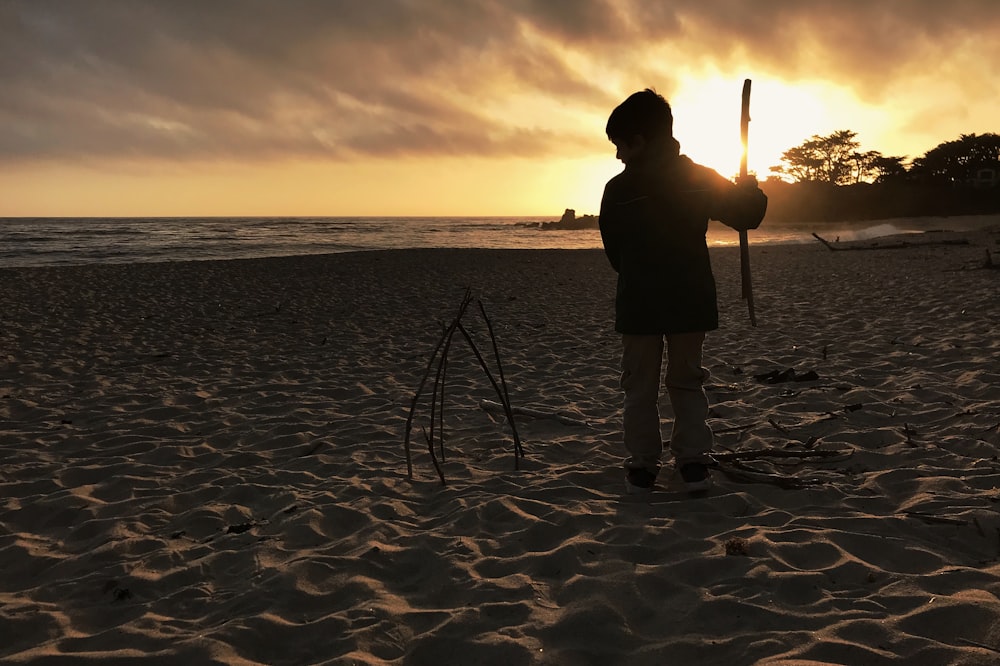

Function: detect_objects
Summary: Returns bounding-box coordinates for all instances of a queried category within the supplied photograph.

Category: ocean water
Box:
[0,215,939,268]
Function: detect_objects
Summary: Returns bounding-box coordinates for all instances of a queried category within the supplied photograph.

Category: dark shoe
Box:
[625,468,656,495]
[679,463,713,493]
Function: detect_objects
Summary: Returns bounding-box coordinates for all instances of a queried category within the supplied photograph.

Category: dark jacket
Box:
[599,143,767,335]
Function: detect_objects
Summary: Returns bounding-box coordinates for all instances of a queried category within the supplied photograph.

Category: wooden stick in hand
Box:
[739,78,757,327]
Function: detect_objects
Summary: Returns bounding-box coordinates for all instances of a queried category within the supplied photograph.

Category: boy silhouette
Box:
[598,89,767,494]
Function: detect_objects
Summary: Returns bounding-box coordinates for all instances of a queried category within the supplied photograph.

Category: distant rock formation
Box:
[526,209,599,230]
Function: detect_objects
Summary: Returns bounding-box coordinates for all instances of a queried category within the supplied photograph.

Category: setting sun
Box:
[670,77,871,181]
[563,78,888,215]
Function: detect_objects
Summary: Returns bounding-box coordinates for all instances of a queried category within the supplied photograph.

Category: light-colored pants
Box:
[620,332,713,474]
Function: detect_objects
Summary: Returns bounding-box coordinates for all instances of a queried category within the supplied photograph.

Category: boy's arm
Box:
[598,181,622,273]
[706,170,767,231]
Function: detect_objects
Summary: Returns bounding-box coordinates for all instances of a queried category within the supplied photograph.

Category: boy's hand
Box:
[731,175,766,230]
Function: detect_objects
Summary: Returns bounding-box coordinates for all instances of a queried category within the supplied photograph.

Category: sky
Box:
[2,0,999,217]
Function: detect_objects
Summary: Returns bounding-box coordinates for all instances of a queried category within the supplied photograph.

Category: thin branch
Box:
[714,462,818,489]
[421,426,446,486]
[478,299,525,458]
[767,417,791,435]
[404,328,447,479]
[456,321,524,468]
[430,321,459,463]
[403,292,472,479]
[712,448,853,462]
[438,336,449,461]
[478,301,515,428]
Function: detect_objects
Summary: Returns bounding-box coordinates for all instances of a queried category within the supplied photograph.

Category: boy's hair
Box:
[606,89,673,144]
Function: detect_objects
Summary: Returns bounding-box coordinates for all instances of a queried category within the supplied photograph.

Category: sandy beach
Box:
[2,227,999,665]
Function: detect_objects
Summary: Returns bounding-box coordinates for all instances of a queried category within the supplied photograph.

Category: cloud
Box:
[655,1,1000,96]
[1,0,998,164]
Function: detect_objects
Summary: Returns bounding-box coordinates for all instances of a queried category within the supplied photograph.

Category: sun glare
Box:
[671,76,855,180]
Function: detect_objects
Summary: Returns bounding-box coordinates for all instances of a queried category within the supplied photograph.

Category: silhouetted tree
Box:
[772,130,862,185]
[771,145,818,182]
[771,144,823,182]
[764,129,1000,222]
[910,133,1000,184]
[870,155,909,183]
[848,150,884,184]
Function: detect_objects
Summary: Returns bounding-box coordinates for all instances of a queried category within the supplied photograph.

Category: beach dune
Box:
[2,229,1000,664]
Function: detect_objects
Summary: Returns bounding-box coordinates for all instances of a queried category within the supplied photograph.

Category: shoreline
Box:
[1,212,998,270]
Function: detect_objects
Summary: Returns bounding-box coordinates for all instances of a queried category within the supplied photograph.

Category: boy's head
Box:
[606,89,673,164]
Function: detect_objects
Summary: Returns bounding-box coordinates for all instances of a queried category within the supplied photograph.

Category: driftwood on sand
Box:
[812,232,970,252]
[709,441,854,489]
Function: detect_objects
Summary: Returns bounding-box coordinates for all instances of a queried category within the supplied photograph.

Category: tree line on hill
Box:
[761,131,1000,223]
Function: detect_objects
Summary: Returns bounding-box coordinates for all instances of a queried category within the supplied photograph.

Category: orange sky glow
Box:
[1,1,998,217]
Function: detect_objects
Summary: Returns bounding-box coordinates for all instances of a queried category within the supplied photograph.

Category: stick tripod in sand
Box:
[739,78,757,327]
